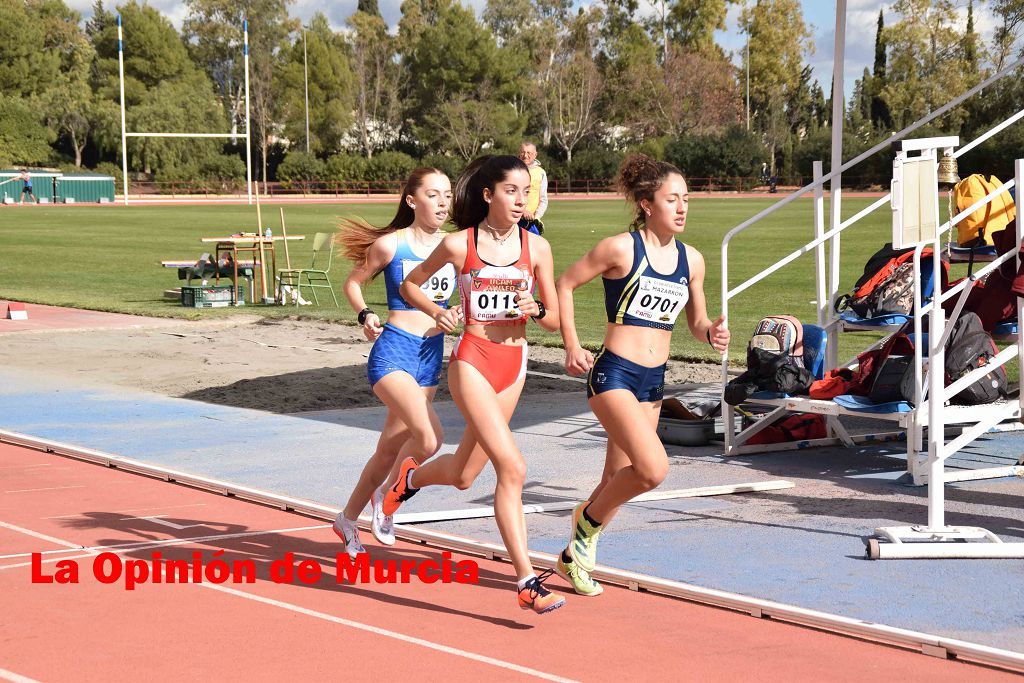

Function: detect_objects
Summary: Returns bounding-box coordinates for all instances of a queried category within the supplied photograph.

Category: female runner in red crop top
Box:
[384,155,566,614]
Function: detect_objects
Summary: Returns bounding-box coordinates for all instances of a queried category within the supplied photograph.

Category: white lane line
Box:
[0,521,83,550]
[5,485,84,494]
[197,583,579,683]
[43,503,208,519]
[0,524,330,569]
[0,667,41,683]
[0,463,51,470]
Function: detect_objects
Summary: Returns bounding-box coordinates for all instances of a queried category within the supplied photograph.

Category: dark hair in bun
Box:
[616,154,683,230]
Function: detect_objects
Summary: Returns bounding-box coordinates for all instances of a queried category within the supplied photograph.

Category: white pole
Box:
[927,225,947,530]
[813,161,826,327]
[303,27,310,154]
[829,1,846,359]
[117,14,129,206]
[1016,160,1023,452]
[244,19,253,206]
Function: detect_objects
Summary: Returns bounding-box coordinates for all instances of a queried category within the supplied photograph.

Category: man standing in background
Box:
[518,142,548,235]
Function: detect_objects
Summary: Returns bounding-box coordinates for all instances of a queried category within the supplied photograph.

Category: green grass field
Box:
[0,196,964,364]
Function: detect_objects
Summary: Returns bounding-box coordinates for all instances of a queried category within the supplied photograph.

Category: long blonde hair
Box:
[336,167,445,266]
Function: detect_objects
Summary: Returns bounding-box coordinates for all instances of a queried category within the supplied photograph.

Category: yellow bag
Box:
[954,174,1017,246]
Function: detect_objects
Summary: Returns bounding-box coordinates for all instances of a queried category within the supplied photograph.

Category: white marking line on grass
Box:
[0,667,41,683]
[43,502,208,519]
[0,520,83,549]
[197,582,579,683]
[0,524,330,569]
[4,485,84,494]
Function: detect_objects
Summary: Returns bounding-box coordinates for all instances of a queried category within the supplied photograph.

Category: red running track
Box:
[0,441,1014,682]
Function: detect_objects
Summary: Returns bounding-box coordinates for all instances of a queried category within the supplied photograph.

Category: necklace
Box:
[484,220,516,245]
[409,225,443,251]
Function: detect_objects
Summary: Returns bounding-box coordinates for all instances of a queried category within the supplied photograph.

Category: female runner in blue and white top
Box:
[334,167,458,558]
[553,154,730,595]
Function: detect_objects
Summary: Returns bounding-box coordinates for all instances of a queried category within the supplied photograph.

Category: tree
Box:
[598,22,661,139]
[650,50,742,137]
[425,87,522,160]
[664,0,735,55]
[740,0,813,172]
[357,0,380,16]
[0,0,63,99]
[539,14,603,167]
[183,0,298,183]
[402,0,509,114]
[127,75,230,176]
[85,1,232,177]
[869,10,891,129]
[991,0,1024,70]
[0,95,54,166]
[347,10,403,157]
[881,0,970,130]
[276,14,354,157]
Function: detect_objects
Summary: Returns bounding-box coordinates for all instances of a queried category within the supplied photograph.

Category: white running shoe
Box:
[371,486,396,546]
[332,513,365,559]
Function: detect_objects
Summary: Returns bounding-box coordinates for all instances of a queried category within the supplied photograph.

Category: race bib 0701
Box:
[403,261,457,302]
[625,276,689,325]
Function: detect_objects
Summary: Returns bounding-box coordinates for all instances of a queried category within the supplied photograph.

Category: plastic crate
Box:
[180,284,243,308]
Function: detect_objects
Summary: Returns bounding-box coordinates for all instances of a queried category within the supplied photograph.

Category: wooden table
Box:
[201,234,305,305]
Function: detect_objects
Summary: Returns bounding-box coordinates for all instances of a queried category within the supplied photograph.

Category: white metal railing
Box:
[721,84,1024,439]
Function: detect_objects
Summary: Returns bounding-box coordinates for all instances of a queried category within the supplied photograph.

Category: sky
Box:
[67,1,1001,99]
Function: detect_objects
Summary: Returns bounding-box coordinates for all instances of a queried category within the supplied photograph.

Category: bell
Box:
[937,152,960,187]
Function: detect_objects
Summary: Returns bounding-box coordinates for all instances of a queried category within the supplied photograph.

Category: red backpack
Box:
[747,414,827,444]
[835,244,947,318]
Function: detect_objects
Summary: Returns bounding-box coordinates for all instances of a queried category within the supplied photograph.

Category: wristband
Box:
[706,329,713,346]
[531,300,547,320]
[358,308,375,325]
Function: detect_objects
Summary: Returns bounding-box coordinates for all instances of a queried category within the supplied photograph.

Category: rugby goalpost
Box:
[117,14,253,205]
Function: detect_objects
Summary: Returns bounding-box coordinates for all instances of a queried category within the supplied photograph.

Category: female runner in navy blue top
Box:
[553,154,730,595]
[333,168,457,558]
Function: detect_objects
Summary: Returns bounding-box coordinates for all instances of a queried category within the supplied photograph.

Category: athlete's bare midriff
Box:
[463,322,528,346]
[603,323,673,367]
[386,308,446,338]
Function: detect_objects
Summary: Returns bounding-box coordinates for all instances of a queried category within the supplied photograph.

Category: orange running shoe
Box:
[382,457,420,516]
[517,569,566,614]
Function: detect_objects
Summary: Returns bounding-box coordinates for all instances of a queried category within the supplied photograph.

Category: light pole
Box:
[745,34,750,131]
[302,26,310,154]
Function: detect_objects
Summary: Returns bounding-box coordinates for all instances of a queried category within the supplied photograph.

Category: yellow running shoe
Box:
[517,570,565,614]
[556,554,603,597]
[569,502,602,572]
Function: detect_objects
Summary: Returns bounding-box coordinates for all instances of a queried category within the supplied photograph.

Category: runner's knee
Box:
[495,455,526,488]
[410,427,439,458]
[452,472,476,491]
[634,459,668,491]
